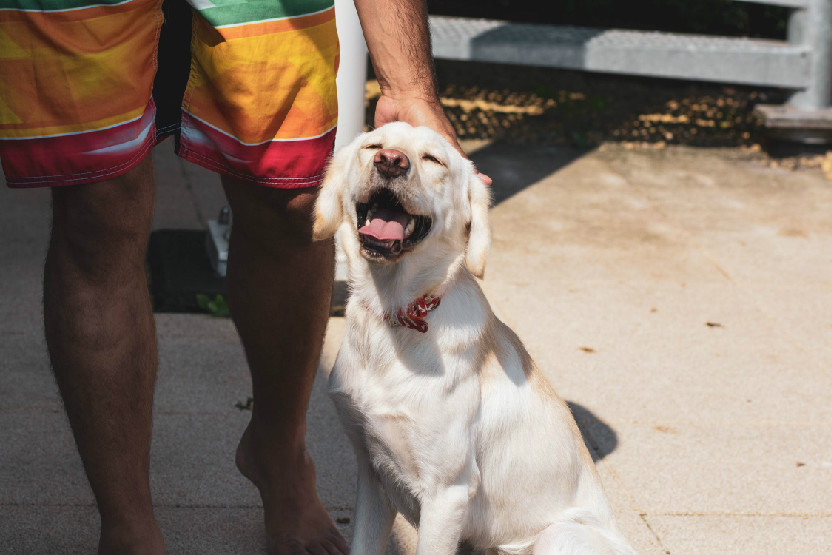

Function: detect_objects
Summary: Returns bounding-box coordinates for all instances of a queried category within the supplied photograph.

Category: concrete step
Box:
[429,16,810,89]
[754,103,832,142]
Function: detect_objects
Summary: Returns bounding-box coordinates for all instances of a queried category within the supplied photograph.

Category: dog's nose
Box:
[374,148,410,178]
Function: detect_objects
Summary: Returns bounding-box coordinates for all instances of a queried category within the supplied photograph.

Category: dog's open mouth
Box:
[356,189,431,260]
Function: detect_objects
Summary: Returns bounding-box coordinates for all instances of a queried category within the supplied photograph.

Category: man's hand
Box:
[354,0,492,185]
[373,94,492,185]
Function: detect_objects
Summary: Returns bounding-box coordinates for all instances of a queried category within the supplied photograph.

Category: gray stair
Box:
[429,16,811,89]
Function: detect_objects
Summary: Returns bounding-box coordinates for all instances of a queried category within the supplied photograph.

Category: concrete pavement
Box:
[1,140,830,554]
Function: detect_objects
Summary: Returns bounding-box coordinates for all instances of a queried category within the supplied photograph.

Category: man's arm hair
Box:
[352,0,438,101]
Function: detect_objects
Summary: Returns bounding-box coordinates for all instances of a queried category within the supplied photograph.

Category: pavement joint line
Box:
[637,513,670,555]
[153,504,261,509]
[0,502,96,507]
[599,419,832,426]
[590,458,656,546]
[0,501,352,511]
[642,512,832,518]
[595,460,641,515]
[0,408,64,414]
[151,409,250,415]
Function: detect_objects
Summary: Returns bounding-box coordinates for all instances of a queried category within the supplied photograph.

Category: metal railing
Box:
[428,0,832,138]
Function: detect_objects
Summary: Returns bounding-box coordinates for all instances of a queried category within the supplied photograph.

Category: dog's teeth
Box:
[366,203,378,224]
[404,217,415,237]
[366,203,378,225]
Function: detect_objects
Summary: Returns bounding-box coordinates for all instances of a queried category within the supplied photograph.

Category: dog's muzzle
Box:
[356,189,431,261]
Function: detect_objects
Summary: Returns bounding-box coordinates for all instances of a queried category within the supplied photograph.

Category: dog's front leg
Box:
[415,483,471,555]
[351,459,396,555]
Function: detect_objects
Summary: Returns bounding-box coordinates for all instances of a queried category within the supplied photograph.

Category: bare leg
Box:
[222,178,348,555]
[43,156,164,554]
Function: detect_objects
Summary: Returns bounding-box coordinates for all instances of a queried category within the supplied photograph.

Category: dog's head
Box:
[313,122,491,277]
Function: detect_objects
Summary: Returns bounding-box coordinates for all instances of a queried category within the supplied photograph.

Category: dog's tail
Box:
[531,508,637,555]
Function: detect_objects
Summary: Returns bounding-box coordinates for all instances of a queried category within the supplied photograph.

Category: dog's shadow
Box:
[567,401,618,462]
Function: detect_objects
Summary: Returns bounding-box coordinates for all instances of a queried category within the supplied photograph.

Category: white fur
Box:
[315,122,636,555]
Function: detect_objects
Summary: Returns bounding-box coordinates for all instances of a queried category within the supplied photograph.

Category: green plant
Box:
[196,294,231,318]
[235,396,254,411]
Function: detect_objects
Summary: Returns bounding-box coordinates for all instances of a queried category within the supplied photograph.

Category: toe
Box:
[324,530,349,555]
[321,537,348,555]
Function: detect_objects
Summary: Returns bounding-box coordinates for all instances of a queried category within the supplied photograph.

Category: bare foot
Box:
[98,516,165,555]
[236,423,350,555]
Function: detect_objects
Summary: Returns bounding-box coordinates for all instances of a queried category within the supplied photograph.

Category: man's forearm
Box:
[352,0,438,101]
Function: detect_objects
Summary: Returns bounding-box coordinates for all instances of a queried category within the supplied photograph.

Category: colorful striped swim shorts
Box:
[0,0,339,188]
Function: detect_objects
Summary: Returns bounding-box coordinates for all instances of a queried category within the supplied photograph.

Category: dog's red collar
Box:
[382,294,442,333]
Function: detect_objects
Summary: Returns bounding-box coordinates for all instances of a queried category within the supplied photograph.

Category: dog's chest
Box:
[331,384,430,523]
[333,364,448,474]
[330,337,480,522]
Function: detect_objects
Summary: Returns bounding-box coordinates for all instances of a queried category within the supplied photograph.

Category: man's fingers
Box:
[374,94,493,186]
[445,135,492,187]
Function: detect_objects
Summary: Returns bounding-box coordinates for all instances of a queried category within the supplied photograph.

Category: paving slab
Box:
[0,335,58,412]
[596,148,832,359]
[152,142,226,231]
[0,185,50,333]
[1,505,100,555]
[0,411,93,506]
[603,422,832,515]
[593,459,667,555]
[644,515,832,555]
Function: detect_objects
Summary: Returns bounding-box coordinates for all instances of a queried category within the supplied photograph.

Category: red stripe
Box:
[178,112,335,188]
[1,103,156,188]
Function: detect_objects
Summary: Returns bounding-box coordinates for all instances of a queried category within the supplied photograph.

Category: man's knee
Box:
[279,190,319,242]
[49,161,155,277]
[222,179,322,247]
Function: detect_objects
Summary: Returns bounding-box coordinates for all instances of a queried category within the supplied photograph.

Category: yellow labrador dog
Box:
[313,122,635,555]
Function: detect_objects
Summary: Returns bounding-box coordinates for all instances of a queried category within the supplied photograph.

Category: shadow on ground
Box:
[568,401,619,462]
[467,143,582,206]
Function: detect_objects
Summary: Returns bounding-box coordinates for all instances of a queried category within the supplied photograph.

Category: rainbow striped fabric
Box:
[0,0,339,187]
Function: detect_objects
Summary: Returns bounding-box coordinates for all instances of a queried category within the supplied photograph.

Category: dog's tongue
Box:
[359,208,410,241]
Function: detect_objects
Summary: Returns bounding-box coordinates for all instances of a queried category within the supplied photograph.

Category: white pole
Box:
[787,0,832,111]
[333,0,367,282]
[334,0,368,152]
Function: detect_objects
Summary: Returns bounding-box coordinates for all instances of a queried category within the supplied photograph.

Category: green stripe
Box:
[0,0,129,11]
[197,0,333,28]
[0,0,333,24]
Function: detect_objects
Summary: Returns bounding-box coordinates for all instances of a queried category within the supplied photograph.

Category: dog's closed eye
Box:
[421,153,445,166]
[364,143,383,150]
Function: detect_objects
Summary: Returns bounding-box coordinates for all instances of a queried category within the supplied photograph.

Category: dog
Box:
[313,122,636,555]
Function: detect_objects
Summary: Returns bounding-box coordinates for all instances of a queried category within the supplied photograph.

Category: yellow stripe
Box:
[186,15,338,144]
[0,94,22,125]
[0,0,157,137]
[0,107,145,139]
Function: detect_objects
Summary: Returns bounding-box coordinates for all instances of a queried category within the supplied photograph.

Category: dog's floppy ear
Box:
[312,138,359,241]
[465,168,491,278]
